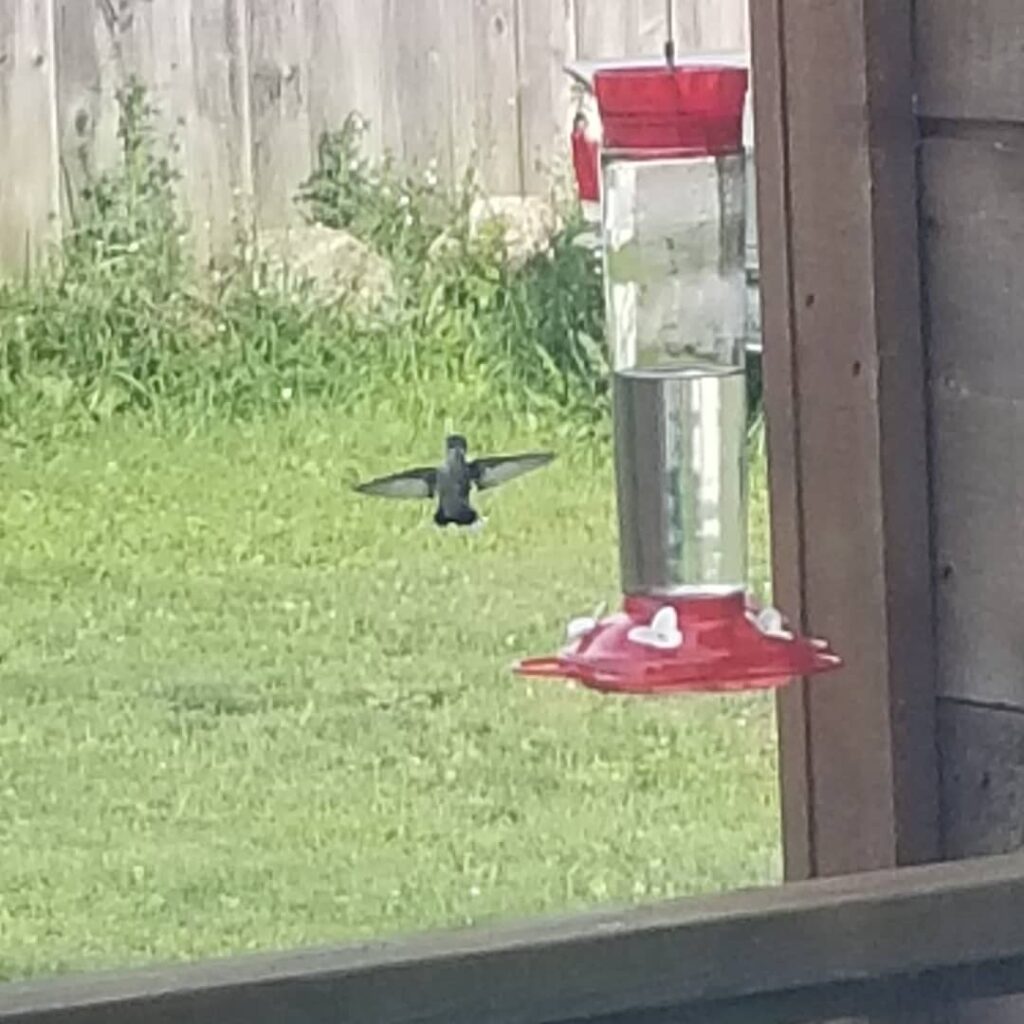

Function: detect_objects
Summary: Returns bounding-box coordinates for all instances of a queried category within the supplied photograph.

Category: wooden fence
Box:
[0,0,748,274]
[3,851,1024,1023]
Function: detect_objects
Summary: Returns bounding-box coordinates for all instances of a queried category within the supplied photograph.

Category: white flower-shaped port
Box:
[566,616,597,641]
[748,605,795,641]
[564,602,606,643]
[628,606,683,650]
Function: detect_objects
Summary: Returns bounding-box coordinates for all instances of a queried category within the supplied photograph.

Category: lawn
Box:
[0,404,780,981]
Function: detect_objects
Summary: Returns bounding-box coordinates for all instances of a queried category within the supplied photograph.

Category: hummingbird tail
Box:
[433,505,479,528]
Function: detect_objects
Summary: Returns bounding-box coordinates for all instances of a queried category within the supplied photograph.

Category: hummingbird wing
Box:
[469,452,555,491]
[353,466,438,500]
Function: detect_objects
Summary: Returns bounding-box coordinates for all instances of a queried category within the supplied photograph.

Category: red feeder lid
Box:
[591,57,748,158]
[514,590,841,696]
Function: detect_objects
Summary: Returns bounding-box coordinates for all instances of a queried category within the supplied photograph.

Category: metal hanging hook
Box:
[665,0,675,65]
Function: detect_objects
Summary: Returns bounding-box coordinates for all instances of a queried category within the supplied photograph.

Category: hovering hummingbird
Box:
[354,434,555,528]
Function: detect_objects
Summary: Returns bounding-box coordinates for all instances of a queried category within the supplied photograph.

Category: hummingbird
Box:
[354,434,555,528]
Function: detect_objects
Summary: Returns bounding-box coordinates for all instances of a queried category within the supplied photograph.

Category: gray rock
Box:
[467,195,564,269]
[249,224,394,313]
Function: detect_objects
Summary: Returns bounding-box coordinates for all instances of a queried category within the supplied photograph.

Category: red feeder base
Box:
[514,590,841,695]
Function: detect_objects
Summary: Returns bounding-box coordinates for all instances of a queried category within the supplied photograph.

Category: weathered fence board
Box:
[694,0,747,51]
[306,0,386,160]
[516,0,575,194]
[4,853,1024,1024]
[174,0,253,256]
[53,0,112,225]
[469,0,521,194]
[0,0,60,272]
[0,0,750,273]
[573,0,746,60]
[636,0,671,55]
[247,0,311,229]
[574,0,635,60]
[98,0,197,189]
[53,0,251,257]
[388,0,451,176]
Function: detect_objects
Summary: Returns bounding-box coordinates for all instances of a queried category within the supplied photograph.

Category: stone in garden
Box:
[250,224,394,313]
[467,195,564,269]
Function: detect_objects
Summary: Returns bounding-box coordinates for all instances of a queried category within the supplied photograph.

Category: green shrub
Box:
[0,82,763,445]
[294,114,608,432]
[1,87,610,441]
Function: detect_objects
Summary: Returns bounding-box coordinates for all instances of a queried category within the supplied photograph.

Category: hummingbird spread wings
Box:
[469,452,555,490]
[354,452,555,500]
[353,466,437,499]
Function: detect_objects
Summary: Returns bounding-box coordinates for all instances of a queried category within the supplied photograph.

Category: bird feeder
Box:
[516,53,841,695]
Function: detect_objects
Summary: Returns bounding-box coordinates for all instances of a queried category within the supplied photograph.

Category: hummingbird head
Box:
[445,434,468,456]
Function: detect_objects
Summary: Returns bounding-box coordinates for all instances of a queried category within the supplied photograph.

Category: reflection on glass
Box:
[603,152,748,594]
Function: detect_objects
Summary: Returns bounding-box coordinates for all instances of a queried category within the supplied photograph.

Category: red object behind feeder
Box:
[571,112,600,202]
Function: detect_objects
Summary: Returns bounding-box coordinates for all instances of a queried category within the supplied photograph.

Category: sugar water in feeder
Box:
[515,54,842,695]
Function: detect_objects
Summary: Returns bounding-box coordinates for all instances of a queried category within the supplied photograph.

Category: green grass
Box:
[0,405,779,981]
[0,81,778,984]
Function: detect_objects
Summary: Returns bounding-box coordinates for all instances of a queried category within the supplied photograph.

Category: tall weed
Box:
[0,83,760,446]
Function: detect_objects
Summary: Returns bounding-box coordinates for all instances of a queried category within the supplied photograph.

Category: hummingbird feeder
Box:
[515,49,841,696]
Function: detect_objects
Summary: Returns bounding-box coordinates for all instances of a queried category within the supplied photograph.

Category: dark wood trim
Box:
[749,0,814,884]
[751,0,940,878]
[5,854,1024,1024]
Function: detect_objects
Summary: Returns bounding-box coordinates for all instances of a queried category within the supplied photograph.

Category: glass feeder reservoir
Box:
[599,61,748,596]
[516,55,842,695]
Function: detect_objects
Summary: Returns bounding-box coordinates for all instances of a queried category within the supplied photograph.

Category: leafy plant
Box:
[0,82,761,446]
[0,80,206,428]
[295,116,608,428]
[296,113,468,270]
